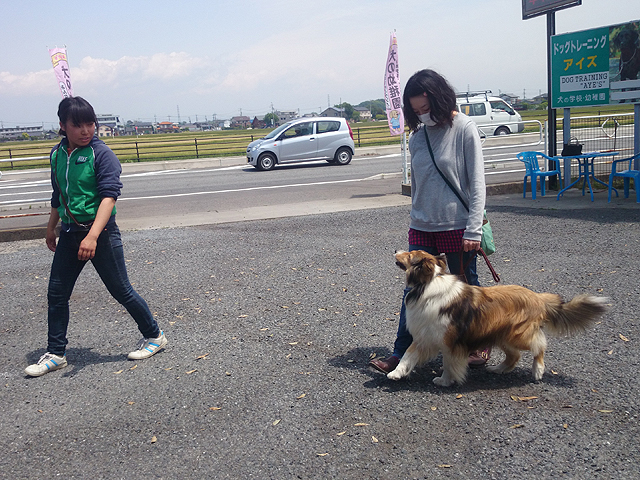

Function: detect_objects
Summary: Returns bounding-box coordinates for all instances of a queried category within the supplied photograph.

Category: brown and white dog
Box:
[388,250,607,386]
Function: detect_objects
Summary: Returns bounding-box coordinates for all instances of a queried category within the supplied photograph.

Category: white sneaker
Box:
[127,331,167,360]
[25,353,68,377]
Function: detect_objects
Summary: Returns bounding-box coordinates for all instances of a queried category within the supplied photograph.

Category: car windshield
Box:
[263,122,294,140]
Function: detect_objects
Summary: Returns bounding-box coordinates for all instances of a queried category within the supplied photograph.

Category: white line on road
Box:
[119,177,385,202]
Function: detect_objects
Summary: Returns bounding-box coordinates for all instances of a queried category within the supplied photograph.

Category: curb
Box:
[0,226,49,242]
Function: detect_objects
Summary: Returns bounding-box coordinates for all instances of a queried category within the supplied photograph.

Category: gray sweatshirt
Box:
[409,112,486,242]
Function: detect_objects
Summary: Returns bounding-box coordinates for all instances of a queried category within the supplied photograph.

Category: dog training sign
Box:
[551,20,640,108]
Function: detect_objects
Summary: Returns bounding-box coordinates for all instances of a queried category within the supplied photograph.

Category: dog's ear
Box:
[435,253,448,271]
[410,252,427,268]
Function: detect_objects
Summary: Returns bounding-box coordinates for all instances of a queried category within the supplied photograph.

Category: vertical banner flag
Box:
[49,48,73,98]
[384,32,404,136]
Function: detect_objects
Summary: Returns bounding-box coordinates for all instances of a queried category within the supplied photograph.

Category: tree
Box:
[263,112,279,126]
[335,102,354,120]
[358,99,386,117]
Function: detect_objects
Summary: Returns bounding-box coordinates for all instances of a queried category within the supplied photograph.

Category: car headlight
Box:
[251,145,259,152]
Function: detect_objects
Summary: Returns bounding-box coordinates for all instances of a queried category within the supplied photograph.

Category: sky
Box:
[1,0,638,129]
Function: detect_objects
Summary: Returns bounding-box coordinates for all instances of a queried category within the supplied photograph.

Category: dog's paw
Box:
[532,364,544,381]
[487,363,515,375]
[432,376,454,387]
[387,370,404,381]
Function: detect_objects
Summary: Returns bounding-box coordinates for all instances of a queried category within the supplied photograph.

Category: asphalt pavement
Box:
[1,158,640,478]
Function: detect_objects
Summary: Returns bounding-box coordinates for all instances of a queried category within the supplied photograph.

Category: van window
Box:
[317,121,340,134]
[459,103,486,116]
[490,101,515,115]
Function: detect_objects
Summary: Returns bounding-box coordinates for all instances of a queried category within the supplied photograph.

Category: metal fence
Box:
[558,112,635,180]
[0,124,407,168]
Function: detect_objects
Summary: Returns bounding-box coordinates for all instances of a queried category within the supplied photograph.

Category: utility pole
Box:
[177,105,180,123]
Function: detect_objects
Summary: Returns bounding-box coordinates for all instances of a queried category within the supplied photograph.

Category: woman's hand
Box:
[78,234,98,261]
[462,239,480,252]
[46,229,57,252]
[46,207,60,252]
[77,197,116,261]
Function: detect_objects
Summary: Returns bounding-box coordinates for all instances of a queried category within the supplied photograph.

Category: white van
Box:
[456,92,524,136]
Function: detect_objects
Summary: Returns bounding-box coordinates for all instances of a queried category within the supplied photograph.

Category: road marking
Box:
[0,190,50,198]
[119,177,378,202]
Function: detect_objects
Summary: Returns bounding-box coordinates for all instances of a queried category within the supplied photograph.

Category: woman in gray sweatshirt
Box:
[370,69,489,375]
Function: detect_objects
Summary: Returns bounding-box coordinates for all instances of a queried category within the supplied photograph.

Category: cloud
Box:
[0,69,54,96]
[0,52,212,96]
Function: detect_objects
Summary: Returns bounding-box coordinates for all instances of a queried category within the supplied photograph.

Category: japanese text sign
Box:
[49,48,74,98]
[551,20,640,108]
[384,32,404,136]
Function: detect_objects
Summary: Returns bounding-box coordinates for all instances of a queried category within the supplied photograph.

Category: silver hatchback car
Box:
[246,117,355,171]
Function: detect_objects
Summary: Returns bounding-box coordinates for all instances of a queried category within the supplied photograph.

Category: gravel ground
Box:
[1,196,639,479]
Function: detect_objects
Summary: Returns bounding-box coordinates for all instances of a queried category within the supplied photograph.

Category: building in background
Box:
[96,114,125,136]
[230,116,251,129]
[353,107,372,121]
[320,107,345,117]
[275,110,297,122]
[0,125,45,141]
[156,121,179,133]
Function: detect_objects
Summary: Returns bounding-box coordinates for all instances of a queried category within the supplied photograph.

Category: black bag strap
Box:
[423,126,469,212]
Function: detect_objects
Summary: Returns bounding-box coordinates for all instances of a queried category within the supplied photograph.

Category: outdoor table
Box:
[556,151,619,202]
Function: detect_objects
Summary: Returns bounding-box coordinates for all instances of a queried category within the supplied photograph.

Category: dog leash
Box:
[459,248,500,283]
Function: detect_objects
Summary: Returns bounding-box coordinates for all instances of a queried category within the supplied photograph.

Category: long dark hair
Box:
[402,69,457,132]
[57,96,98,137]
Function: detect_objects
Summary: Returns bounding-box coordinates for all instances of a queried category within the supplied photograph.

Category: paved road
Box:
[1,187,639,479]
[0,144,532,241]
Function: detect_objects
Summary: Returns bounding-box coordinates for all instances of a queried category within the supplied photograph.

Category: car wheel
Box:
[257,153,276,171]
[494,126,510,136]
[334,147,352,165]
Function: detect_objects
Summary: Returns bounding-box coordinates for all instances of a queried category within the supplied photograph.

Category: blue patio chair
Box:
[516,151,562,199]
[608,153,640,203]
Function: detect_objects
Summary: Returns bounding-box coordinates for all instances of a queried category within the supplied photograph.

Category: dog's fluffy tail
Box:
[544,295,608,336]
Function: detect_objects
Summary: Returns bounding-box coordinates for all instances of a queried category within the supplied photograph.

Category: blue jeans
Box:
[392,244,480,358]
[47,223,160,355]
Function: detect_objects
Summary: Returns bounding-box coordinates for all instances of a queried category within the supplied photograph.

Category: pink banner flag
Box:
[384,33,404,136]
[49,48,73,98]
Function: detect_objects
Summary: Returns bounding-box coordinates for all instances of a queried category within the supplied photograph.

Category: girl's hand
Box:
[463,239,480,252]
[46,229,57,252]
[78,235,98,261]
